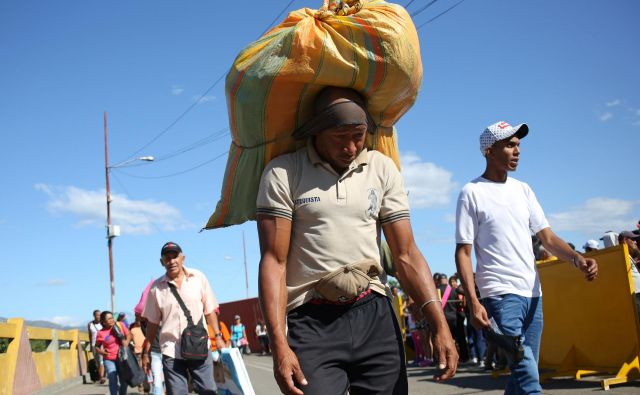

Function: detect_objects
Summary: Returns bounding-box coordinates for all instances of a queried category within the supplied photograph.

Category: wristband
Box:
[214,333,223,338]
[420,298,438,311]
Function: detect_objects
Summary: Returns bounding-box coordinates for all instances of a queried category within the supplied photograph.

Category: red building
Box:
[218,297,263,353]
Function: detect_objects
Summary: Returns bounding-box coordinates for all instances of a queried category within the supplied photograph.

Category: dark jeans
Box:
[446,314,470,362]
[466,318,486,361]
[287,293,408,395]
[162,352,216,395]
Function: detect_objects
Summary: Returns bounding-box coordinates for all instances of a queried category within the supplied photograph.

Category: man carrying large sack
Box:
[256,87,458,395]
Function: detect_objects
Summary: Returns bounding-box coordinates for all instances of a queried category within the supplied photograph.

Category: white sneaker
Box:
[471,357,478,364]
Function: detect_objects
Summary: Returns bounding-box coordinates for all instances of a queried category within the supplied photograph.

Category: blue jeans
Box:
[150,351,164,395]
[483,294,543,395]
[103,359,128,395]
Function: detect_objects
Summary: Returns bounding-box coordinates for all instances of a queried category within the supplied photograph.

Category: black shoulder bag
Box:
[112,324,145,387]
[168,282,209,360]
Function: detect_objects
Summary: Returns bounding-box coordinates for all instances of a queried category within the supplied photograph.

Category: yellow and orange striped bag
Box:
[205,0,422,229]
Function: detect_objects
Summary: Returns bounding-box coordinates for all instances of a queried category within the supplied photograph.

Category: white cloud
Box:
[606,99,621,107]
[171,85,184,95]
[35,184,193,235]
[193,95,216,104]
[400,152,458,209]
[547,197,639,235]
[49,316,82,327]
[224,256,233,261]
[599,112,613,122]
[36,278,66,287]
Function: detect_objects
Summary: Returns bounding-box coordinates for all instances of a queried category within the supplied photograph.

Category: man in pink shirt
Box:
[141,241,226,395]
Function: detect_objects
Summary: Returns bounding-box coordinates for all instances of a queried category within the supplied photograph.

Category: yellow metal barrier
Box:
[0,320,20,395]
[538,244,640,390]
[0,319,91,394]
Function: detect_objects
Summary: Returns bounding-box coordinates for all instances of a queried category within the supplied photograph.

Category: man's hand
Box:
[272,344,307,395]
[576,256,598,281]
[430,324,459,382]
[215,337,226,351]
[470,300,491,330]
[141,353,150,375]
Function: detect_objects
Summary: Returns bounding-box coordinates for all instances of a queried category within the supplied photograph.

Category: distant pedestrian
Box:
[208,308,231,359]
[231,315,250,354]
[141,241,226,395]
[87,309,105,384]
[618,231,640,316]
[117,312,129,329]
[455,121,598,394]
[255,319,270,355]
[134,280,164,395]
[583,239,599,253]
[94,311,131,395]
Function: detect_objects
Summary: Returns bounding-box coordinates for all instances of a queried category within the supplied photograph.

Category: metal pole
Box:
[104,112,116,313]
[243,230,249,299]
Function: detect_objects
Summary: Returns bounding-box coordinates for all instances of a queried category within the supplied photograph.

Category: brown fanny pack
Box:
[314,259,382,303]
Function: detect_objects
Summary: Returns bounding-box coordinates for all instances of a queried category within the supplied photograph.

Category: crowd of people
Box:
[83,88,640,395]
[87,241,271,395]
[395,224,640,379]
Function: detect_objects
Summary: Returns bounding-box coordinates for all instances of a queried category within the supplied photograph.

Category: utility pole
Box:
[243,230,249,299]
[104,112,117,313]
[102,113,153,312]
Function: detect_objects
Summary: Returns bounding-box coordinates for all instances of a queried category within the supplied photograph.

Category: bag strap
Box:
[112,322,125,343]
[440,285,452,310]
[168,282,195,327]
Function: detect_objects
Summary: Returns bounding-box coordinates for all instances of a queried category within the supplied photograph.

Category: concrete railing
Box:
[0,318,91,395]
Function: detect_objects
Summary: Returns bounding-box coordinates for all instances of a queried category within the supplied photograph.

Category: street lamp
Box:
[103,112,154,312]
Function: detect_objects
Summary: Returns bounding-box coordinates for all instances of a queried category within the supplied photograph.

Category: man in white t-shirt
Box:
[455,121,598,395]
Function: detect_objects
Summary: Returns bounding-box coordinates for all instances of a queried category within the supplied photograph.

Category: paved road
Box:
[44,354,640,394]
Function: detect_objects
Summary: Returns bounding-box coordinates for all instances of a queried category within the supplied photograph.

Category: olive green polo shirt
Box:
[257,143,410,311]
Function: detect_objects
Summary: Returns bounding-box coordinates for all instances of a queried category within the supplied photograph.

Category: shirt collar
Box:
[159,266,194,284]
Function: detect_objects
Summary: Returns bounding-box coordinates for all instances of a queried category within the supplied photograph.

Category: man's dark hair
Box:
[93,309,100,315]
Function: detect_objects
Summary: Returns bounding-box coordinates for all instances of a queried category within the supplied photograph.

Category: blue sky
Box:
[1,0,638,327]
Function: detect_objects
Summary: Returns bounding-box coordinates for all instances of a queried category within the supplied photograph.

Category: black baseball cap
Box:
[161,241,182,256]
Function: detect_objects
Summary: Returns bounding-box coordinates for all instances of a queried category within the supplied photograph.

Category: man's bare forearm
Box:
[455,244,479,305]
[205,312,220,335]
[143,322,159,354]
[259,256,288,348]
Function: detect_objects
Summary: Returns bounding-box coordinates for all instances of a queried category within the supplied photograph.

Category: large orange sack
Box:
[205,0,422,229]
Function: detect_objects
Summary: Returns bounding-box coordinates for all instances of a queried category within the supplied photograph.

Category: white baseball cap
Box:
[582,239,599,250]
[480,121,529,155]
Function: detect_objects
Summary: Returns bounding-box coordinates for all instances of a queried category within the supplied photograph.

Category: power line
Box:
[115,151,229,179]
[410,0,440,17]
[260,0,297,38]
[404,0,417,9]
[122,72,226,162]
[122,1,300,164]
[152,127,229,163]
[416,0,466,29]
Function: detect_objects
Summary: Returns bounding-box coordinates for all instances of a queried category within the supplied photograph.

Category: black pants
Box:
[287,293,408,395]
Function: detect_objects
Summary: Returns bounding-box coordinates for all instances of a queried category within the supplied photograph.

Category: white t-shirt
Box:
[455,176,549,298]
